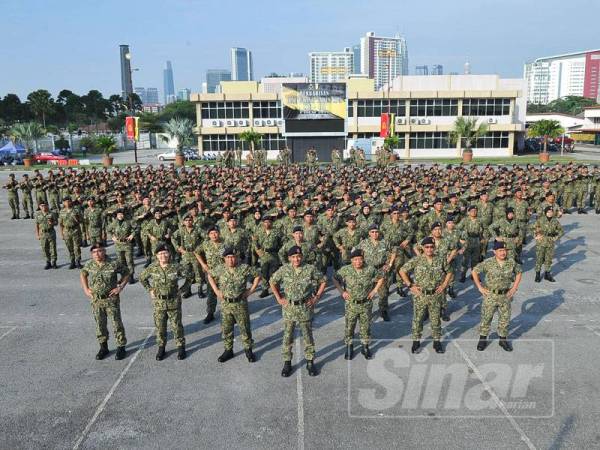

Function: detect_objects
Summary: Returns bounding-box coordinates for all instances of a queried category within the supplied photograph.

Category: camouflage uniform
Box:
[171,227,203,294]
[489,218,520,261]
[147,219,172,256]
[59,208,82,262]
[473,257,522,337]
[20,179,34,217]
[81,258,129,346]
[357,237,393,313]
[109,218,136,275]
[532,215,564,272]
[3,178,20,218]
[200,239,226,315]
[35,209,58,263]
[271,263,326,361]
[84,206,105,245]
[333,227,364,265]
[254,227,282,287]
[458,217,485,274]
[317,214,341,270]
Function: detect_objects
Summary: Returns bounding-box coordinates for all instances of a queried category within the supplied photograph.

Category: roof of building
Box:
[529,49,600,63]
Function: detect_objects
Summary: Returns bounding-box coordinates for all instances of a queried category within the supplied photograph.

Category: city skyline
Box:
[1,0,599,98]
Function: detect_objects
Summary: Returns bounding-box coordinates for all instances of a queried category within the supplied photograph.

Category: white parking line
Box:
[451,340,536,450]
[295,340,305,450]
[72,330,153,450]
[0,326,17,342]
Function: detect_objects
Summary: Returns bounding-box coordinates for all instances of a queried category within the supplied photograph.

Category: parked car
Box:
[52,148,72,157]
[157,149,198,161]
[33,153,68,163]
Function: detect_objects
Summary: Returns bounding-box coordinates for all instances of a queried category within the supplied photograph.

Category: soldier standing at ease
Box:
[34,201,58,269]
[2,173,20,219]
[333,249,384,360]
[458,205,485,282]
[109,209,137,283]
[472,241,522,352]
[59,196,83,269]
[171,214,203,299]
[194,226,226,324]
[80,243,130,360]
[20,174,34,219]
[201,247,261,363]
[270,246,327,378]
[331,148,342,169]
[255,216,282,298]
[399,237,452,354]
[139,244,191,361]
[84,197,104,246]
[532,206,564,283]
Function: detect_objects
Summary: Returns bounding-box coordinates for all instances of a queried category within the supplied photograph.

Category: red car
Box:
[33,153,67,163]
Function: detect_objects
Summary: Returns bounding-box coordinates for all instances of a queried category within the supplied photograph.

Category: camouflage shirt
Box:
[334,264,381,303]
[210,263,259,300]
[81,258,129,301]
[271,263,326,303]
[473,257,522,291]
[139,262,192,308]
[400,254,449,291]
[357,237,391,268]
[35,210,57,234]
[59,208,81,231]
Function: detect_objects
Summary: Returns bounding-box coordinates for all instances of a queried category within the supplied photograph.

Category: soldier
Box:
[34,201,58,269]
[532,206,564,282]
[457,205,485,282]
[574,166,589,214]
[254,216,282,298]
[334,215,364,265]
[317,203,341,271]
[20,174,34,218]
[270,246,326,377]
[439,215,464,300]
[399,237,452,354]
[331,148,342,168]
[109,209,137,283]
[2,173,20,219]
[84,197,104,246]
[139,244,191,361]
[146,208,172,257]
[201,247,261,363]
[194,226,226,324]
[472,240,522,352]
[171,214,203,298]
[80,243,130,360]
[59,196,83,269]
[333,248,384,360]
[221,215,249,260]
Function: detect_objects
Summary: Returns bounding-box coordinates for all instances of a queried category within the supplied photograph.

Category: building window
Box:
[356,99,405,117]
[464,131,510,148]
[409,99,458,117]
[252,101,282,119]
[202,133,286,152]
[409,132,453,149]
[347,101,354,117]
[462,98,510,116]
[201,101,250,119]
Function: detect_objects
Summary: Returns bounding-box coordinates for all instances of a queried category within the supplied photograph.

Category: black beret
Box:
[430,221,442,230]
[261,215,273,222]
[350,248,364,259]
[433,197,442,204]
[345,215,357,222]
[446,215,455,223]
[287,245,302,257]
[368,223,379,231]
[493,240,506,250]
[292,225,303,233]
[90,243,105,251]
[155,243,169,254]
[467,205,477,211]
[505,207,514,214]
[62,196,71,202]
[421,237,435,246]
[222,247,235,257]
[207,226,219,233]
[544,206,553,214]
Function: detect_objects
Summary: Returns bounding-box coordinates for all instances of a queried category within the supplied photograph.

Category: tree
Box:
[384,134,400,149]
[239,129,262,158]
[159,100,195,122]
[528,119,564,153]
[0,94,30,124]
[95,135,117,157]
[449,117,489,154]
[139,112,163,133]
[161,117,194,156]
[125,93,143,113]
[27,89,54,127]
[527,96,598,116]
[81,90,110,128]
[10,122,46,157]
[108,94,127,116]
[56,90,84,127]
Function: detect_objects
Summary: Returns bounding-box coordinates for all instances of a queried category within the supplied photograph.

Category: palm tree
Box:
[449,117,489,155]
[95,135,117,157]
[10,122,46,157]
[161,117,194,157]
[384,134,400,149]
[239,129,262,159]
[27,90,54,128]
[528,119,564,154]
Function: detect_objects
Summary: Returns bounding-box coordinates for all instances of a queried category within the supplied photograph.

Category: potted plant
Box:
[161,117,195,167]
[449,117,488,163]
[384,134,400,162]
[96,135,116,167]
[528,119,564,164]
[239,129,262,166]
[10,122,45,167]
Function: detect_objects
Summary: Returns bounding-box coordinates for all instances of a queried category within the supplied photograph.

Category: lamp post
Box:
[124,52,139,163]
[378,49,396,116]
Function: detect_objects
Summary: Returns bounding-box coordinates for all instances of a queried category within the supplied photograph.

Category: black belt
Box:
[546,233,557,237]
[491,288,509,295]
[289,299,308,306]
[421,289,437,295]
[505,234,518,238]
[156,294,176,300]
[350,298,371,305]
[223,296,244,303]
[467,233,481,238]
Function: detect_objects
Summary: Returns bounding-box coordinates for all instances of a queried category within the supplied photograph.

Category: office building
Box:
[177,88,191,101]
[309,48,354,83]
[119,44,133,100]
[231,48,254,81]
[163,61,175,104]
[260,76,308,94]
[352,44,361,74]
[415,65,428,76]
[431,64,444,75]
[134,87,147,104]
[360,32,408,90]
[524,49,600,104]
[206,69,232,93]
[146,88,159,104]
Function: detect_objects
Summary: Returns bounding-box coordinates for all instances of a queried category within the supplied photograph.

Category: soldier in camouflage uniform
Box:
[2,173,20,219]
[80,243,130,360]
[202,247,261,363]
[333,248,384,360]
[532,206,564,282]
[194,226,226,324]
[34,201,58,269]
[139,244,191,361]
[508,189,530,260]
[457,205,485,282]
[109,209,137,283]
[399,236,452,354]
[171,214,203,298]
[317,203,341,271]
[59,196,83,269]
[84,197,104,246]
[270,246,327,377]
[472,240,522,352]
[489,207,521,262]
[20,174,34,218]
[333,215,364,265]
[146,208,172,257]
[254,216,282,298]
[331,148,342,169]
[221,215,249,260]
[574,166,589,214]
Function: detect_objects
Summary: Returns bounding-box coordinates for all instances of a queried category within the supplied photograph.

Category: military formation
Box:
[4,160,600,376]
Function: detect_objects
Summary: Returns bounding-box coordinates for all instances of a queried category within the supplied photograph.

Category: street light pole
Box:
[125,52,138,164]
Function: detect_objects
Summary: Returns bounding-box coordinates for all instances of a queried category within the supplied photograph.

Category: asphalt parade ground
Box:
[2,170,600,450]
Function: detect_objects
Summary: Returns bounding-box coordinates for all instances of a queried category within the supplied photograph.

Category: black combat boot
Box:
[69,259,76,270]
[44,261,51,270]
[197,285,206,298]
[380,310,390,322]
[258,289,270,298]
[281,361,292,377]
[217,349,234,363]
[181,289,192,299]
[596,209,600,214]
[441,307,450,322]
[95,342,109,360]
[203,312,215,324]
[144,258,151,268]
[477,335,488,351]
[11,215,16,220]
[411,340,421,354]
[499,337,513,352]
[115,346,126,360]
[76,258,83,269]
[52,260,58,269]
[129,275,137,284]
[177,346,187,360]
[448,287,457,298]
[433,341,444,354]
[245,348,256,363]
[564,209,571,214]
[344,344,354,360]
[544,271,556,282]
[156,346,166,361]
[306,360,318,376]
[361,345,372,360]
[81,240,88,247]
[135,249,144,257]
[578,208,587,215]
[459,271,466,283]
[534,271,541,283]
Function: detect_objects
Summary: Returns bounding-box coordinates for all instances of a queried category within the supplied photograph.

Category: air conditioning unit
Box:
[237,119,248,127]
[395,117,406,125]
[419,118,431,125]
[410,118,419,125]
[265,119,275,126]
[253,119,264,127]
[210,120,222,127]
[276,119,284,127]
[487,117,497,124]
[225,119,235,127]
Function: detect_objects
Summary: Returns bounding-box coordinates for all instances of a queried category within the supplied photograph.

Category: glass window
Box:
[409,99,458,117]
[409,132,452,149]
[462,98,510,116]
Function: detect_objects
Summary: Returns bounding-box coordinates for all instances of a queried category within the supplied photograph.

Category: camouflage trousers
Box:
[40,232,57,262]
[48,193,60,212]
[562,191,574,209]
[535,244,555,272]
[22,194,34,217]
[221,301,253,351]
[8,194,19,218]
[344,301,373,345]
[259,253,280,286]
[376,270,391,312]
[115,245,134,275]
[63,230,82,260]
[92,299,127,346]
[479,294,511,337]
[282,303,315,361]
[412,293,443,340]
[153,304,185,348]
[461,241,481,273]
[206,282,217,315]
[575,188,587,208]
[88,227,103,246]
[180,255,201,295]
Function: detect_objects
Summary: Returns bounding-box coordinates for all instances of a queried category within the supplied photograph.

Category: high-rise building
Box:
[206,69,232,93]
[163,61,175,104]
[146,88,159,104]
[524,49,600,104]
[177,88,191,101]
[309,48,354,83]
[134,87,147,104]
[119,44,133,100]
[352,44,361,74]
[360,32,409,90]
[231,48,254,81]
[415,65,428,76]
[431,64,444,75]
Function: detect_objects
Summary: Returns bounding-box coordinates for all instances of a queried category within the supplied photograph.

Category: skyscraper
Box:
[119,44,133,100]
[360,32,409,90]
[146,88,159,104]
[206,69,232,93]
[431,64,444,75]
[163,61,175,104]
[352,44,361,74]
[415,65,429,76]
[134,87,147,104]
[231,48,254,81]
[309,48,354,83]
[177,88,191,101]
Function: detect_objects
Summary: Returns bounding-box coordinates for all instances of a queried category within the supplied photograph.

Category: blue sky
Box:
[1,0,599,99]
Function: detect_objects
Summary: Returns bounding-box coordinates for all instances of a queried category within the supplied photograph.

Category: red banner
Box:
[125,116,136,140]
[380,113,389,138]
